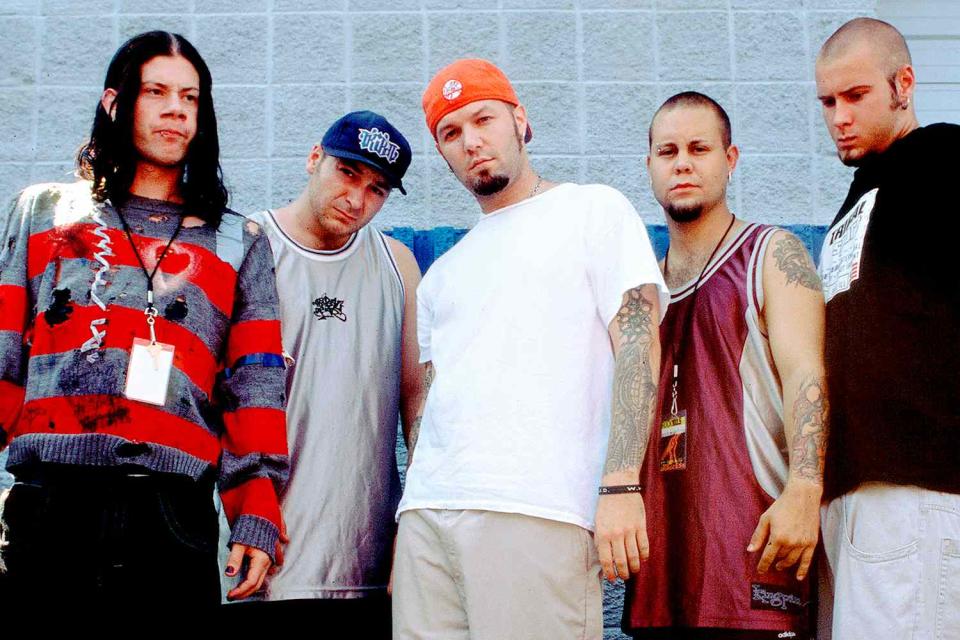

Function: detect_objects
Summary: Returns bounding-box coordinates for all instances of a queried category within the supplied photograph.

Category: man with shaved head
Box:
[623,91,826,640]
[815,17,960,640]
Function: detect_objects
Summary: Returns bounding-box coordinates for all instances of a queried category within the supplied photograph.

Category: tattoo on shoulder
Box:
[791,376,828,484]
[605,287,657,475]
[772,234,822,292]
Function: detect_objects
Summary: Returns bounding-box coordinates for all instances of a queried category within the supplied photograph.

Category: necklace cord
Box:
[662,214,737,395]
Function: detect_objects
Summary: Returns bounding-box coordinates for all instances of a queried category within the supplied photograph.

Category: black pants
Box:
[225,596,393,638]
[0,464,222,614]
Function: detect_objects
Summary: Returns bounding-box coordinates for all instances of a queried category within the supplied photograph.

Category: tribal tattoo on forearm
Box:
[604,287,658,475]
[790,375,828,483]
[407,362,434,461]
[773,234,822,292]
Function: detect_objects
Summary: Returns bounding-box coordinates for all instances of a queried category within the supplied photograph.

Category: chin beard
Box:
[838,150,863,167]
[665,202,704,223]
[471,172,510,196]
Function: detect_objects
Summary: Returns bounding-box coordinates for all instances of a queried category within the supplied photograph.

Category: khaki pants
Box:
[392,509,602,640]
[819,482,960,640]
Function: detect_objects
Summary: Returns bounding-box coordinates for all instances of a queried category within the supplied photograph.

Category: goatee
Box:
[472,173,510,196]
[665,202,703,223]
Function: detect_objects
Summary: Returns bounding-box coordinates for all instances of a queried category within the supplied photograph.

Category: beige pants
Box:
[819,482,960,640]
[392,509,603,640]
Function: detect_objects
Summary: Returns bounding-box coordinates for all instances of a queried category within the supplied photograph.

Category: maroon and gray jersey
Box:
[624,223,811,635]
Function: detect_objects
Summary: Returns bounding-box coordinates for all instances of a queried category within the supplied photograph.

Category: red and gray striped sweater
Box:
[0,182,288,557]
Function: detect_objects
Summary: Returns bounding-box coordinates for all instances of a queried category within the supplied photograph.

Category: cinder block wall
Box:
[1,1,876,636]
[1,0,875,232]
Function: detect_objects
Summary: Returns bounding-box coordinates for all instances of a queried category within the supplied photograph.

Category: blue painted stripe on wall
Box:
[386,225,829,274]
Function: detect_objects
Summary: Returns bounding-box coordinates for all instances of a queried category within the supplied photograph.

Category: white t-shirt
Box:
[398,183,668,531]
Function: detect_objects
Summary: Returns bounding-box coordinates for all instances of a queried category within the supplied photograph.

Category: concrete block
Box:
[657,12,731,81]
[273,14,346,84]
[195,15,268,85]
[813,153,854,225]
[504,12,577,82]
[428,155,482,229]
[581,1,652,8]
[0,163,32,202]
[583,83,659,155]
[0,1,37,15]
[222,159,269,214]
[657,82,734,118]
[583,156,658,223]
[502,0,575,8]
[734,11,806,81]
[732,0,801,7]
[809,82,839,156]
[35,87,101,163]
[582,12,655,82]
[735,83,809,154]
[604,627,631,640]
[39,17,113,86]
[275,0,346,10]
[807,11,865,67]
[529,155,580,185]
[352,13,422,83]
[195,0,268,13]
[120,0,192,13]
[658,0,725,7]
[424,0,491,9]
[0,18,37,86]
[369,156,428,229]
[351,0,420,11]
[30,161,76,185]
[213,85,267,159]
[272,84,347,157]
[738,154,814,224]
[269,157,305,209]
[808,0,876,8]
[428,12,500,75]
[42,0,113,14]
[516,82,579,155]
[603,578,625,629]
[119,16,195,43]
[351,83,428,155]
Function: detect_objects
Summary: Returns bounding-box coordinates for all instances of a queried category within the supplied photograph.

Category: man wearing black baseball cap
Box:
[233,111,424,632]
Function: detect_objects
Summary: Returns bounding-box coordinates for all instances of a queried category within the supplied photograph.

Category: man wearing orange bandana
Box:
[391,58,669,639]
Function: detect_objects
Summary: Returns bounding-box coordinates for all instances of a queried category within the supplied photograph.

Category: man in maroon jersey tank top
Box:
[622,92,828,639]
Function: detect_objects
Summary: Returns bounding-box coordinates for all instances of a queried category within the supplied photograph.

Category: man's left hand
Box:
[225,544,273,600]
[748,479,822,581]
[594,492,649,582]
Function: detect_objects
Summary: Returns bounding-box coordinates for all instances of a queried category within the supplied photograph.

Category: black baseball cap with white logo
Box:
[321,110,412,195]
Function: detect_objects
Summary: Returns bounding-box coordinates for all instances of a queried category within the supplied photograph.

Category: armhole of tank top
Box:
[375,230,406,301]
[748,226,779,333]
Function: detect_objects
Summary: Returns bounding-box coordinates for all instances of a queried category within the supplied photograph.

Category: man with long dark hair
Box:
[0,31,288,611]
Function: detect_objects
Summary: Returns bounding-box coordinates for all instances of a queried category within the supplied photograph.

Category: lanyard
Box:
[662,214,736,417]
[115,208,183,343]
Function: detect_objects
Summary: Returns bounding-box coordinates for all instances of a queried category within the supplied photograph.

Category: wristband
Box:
[598,484,643,495]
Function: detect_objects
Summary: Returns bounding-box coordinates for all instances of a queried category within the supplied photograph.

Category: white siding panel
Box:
[880,0,960,124]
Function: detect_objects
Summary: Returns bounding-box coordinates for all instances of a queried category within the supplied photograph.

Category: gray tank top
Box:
[250,210,404,600]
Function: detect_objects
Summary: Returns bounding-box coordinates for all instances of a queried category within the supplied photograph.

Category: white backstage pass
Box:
[124,338,174,406]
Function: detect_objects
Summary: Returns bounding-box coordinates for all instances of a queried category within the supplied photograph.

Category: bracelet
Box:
[598,484,643,495]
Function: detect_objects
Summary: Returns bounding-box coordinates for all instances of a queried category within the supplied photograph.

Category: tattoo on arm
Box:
[407,362,434,461]
[790,376,828,483]
[772,234,822,292]
[604,287,658,475]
